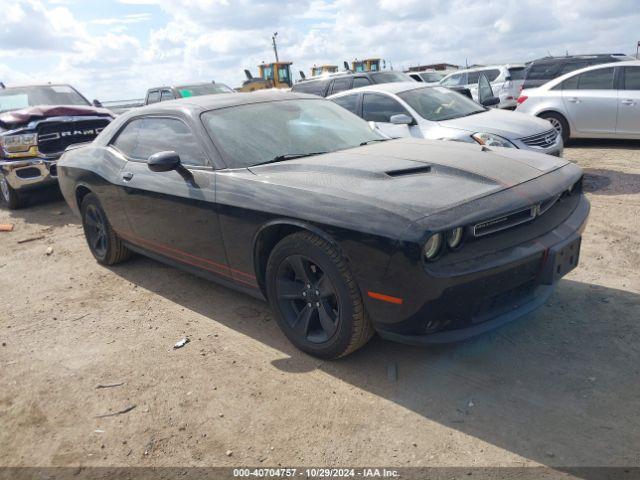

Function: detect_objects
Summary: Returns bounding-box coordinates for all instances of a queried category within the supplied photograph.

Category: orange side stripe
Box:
[367,291,404,305]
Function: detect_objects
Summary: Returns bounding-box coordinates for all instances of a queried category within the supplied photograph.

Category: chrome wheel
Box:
[547,117,563,136]
[0,175,10,202]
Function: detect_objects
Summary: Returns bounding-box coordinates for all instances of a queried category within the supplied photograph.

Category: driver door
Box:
[478,73,497,108]
[109,116,231,282]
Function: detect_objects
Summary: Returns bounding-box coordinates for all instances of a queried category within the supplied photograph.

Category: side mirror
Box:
[481,96,500,107]
[390,113,414,125]
[92,99,103,108]
[148,151,181,172]
[504,75,512,82]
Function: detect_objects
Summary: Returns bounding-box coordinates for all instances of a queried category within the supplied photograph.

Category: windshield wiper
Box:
[252,151,328,167]
[360,139,390,146]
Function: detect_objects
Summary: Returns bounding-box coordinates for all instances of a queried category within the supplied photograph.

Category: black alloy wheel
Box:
[275,254,340,344]
[266,231,374,359]
[80,193,131,265]
[84,203,108,258]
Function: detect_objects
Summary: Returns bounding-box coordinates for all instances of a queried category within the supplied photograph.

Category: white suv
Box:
[440,64,526,109]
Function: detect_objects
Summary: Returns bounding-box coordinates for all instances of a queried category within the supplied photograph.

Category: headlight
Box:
[471,132,516,148]
[423,233,443,261]
[0,133,37,153]
[447,227,464,250]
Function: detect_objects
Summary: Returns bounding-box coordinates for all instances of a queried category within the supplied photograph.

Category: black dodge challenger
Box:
[58,90,589,358]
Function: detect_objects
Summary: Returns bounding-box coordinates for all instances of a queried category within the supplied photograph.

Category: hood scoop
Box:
[386,165,432,177]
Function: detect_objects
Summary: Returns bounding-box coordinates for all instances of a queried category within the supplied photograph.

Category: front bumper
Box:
[0,157,59,191]
[370,195,590,345]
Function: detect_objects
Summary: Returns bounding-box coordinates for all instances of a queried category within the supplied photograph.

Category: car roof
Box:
[530,54,632,64]
[539,60,640,90]
[122,89,319,117]
[149,82,230,90]
[0,83,76,91]
[328,81,426,98]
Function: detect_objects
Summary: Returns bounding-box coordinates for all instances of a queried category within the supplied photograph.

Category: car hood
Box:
[438,108,553,139]
[247,137,569,222]
[0,105,113,129]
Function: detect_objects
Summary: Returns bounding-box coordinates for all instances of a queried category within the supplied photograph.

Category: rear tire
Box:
[80,193,131,265]
[266,231,374,359]
[539,112,569,143]
[0,173,22,210]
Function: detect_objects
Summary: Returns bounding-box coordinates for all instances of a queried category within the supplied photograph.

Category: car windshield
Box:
[0,85,89,113]
[202,99,383,168]
[176,83,235,97]
[370,72,414,84]
[398,86,486,122]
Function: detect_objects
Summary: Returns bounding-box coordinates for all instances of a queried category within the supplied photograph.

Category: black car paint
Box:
[58,91,589,344]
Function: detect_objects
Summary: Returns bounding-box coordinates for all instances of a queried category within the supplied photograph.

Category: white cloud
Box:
[0,0,638,101]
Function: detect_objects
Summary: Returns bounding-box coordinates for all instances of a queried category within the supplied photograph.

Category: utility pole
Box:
[637,40,639,59]
[272,32,279,63]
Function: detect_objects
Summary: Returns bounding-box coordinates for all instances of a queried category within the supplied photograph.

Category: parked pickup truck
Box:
[0,84,114,209]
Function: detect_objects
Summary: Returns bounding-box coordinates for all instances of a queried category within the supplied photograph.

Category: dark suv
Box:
[291,71,414,97]
[522,54,633,89]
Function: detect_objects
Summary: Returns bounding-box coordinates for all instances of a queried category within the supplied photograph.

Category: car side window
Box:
[484,69,501,82]
[330,78,352,95]
[352,77,372,88]
[112,117,208,166]
[160,90,175,102]
[555,74,579,90]
[466,72,480,84]
[362,93,409,123]
[577,67,615,90]
[332,94,359,115]
[623,67,640,90]
[146,90,161,104]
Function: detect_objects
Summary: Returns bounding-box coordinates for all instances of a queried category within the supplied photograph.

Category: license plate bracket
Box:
[541,236,581,285]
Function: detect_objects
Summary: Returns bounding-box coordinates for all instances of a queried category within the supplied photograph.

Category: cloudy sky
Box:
[0,0,638,101]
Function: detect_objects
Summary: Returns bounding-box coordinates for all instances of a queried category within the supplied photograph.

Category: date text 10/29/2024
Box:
[233,468,400,478]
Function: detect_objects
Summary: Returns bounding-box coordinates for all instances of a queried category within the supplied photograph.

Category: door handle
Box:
[621,99,635,105]
[122,172,134,181]
[567,97,581,103]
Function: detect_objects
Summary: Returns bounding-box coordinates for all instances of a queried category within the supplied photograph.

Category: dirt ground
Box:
[1,140,639,470]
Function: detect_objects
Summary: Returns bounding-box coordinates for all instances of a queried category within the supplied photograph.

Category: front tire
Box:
[81,193,131,265]
[265,231,374,359]
[0,173,22,210]
[540,112,569,143]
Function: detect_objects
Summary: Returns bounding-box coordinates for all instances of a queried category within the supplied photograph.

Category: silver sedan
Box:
[515,60,640,142]
[328,82,563,156]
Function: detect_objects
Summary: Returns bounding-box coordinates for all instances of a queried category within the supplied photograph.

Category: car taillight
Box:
[517,95,528,104]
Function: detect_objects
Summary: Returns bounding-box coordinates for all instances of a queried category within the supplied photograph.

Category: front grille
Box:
[519,128,558,149]
[473,190,571,238]
[37,119,110,155]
